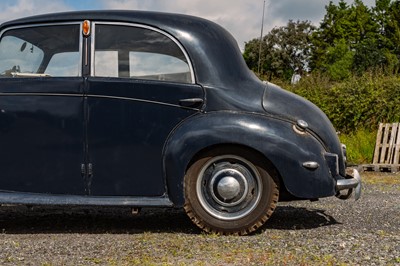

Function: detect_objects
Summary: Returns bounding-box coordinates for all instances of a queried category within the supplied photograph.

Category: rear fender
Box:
[163,112,336,206]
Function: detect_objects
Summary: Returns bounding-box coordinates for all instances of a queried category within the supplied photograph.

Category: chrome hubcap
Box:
[217,176,240,200]
[209,169,249,207]
[196,155,262,221]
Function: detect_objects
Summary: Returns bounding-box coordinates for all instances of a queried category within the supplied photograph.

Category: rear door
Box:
[86,23,204,196]
[0,23,86,194]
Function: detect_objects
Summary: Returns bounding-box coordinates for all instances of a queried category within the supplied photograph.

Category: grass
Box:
[362,172,400,186]
[100,234,344,266]
[339,128,376,164]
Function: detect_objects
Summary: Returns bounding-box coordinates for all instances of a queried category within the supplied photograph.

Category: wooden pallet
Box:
[361,164,400,173]
[373,123,400,165]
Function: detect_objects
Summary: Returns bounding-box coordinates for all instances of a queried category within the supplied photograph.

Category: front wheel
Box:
[184,147,279,235]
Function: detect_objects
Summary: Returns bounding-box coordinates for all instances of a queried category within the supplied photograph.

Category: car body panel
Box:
[0,78,85,194]
[164,111,337,206]
[262,82,345,175]
[86,78,203,196]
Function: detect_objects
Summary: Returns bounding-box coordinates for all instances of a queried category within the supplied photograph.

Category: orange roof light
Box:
[82,20,91,36]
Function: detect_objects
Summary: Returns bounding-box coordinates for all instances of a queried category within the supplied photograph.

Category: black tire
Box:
[184,147,279,235]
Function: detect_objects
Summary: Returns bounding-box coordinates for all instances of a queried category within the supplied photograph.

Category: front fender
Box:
[163,112,337,206]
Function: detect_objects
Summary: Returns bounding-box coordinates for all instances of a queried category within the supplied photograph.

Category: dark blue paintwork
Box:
[164,112,337,205]
[0,10,355,207]
[86,78,203,196]
[0,78,85,195]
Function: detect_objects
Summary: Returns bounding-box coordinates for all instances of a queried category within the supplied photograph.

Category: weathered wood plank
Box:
[380,123,391,164]
[373,123,384,164]
[388,123,398,164]
[394,127,400,164]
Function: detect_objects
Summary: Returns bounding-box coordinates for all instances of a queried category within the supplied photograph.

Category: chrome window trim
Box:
[0,22,83,77]
[91,21,196,84]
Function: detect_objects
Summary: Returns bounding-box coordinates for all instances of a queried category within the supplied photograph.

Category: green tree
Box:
[325,39,354,80]
[242,38,261,73]
[310,0,351,72]
[311,0,380,79]
[350,0,383,73]
[245,0,400,81]
[374,0,400,74]
[243,20,315,81]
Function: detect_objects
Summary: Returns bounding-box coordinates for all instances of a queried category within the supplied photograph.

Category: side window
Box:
[0,24,81,77]
[46,52,81,77]
[0,35,44,76]
[94,24,192,83]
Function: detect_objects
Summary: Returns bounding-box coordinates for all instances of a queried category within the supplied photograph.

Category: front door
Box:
[0,23,85,195]
[86,23,203,196]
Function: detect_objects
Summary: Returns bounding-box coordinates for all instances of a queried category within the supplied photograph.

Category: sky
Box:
[0,0,376,50]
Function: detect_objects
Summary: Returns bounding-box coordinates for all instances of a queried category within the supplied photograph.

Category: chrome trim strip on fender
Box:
[302,161,319,170]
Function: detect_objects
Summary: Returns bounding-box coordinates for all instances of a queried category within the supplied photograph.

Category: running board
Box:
[0,192,173,207]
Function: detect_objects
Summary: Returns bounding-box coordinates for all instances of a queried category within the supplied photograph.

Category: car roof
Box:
[0,10,256,88]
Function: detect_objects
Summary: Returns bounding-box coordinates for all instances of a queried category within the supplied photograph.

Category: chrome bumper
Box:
[336,169,362,200]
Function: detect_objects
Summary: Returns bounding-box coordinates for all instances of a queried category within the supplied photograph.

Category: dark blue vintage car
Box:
[0,10,361,235]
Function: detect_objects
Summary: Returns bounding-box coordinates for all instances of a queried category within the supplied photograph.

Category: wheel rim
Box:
[196,155,263,221]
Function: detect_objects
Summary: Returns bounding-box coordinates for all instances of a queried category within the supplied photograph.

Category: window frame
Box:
[90,22,196,84]
[0,22,83,77]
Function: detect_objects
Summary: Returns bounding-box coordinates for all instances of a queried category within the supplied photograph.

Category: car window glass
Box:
[129,52,190,81]
[94,24,192,83]
[0,36,44,75]
[0,24,81,77]
[94,51,118,77]
[46,52,81,76]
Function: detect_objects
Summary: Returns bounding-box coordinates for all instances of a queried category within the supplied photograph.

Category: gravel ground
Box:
[0,173,399,265]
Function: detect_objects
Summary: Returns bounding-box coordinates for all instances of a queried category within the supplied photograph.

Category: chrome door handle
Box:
[179,98,204,108]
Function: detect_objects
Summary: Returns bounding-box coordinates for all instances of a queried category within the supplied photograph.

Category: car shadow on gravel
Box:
[264,206,340,231]
[0,205,339,235]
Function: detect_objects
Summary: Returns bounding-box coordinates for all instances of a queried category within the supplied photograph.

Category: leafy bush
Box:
[286,72,400,133]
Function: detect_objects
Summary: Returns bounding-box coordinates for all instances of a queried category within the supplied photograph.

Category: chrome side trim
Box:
[0,92,200,110]
[0,191,174,207]
[86,94,200,111]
